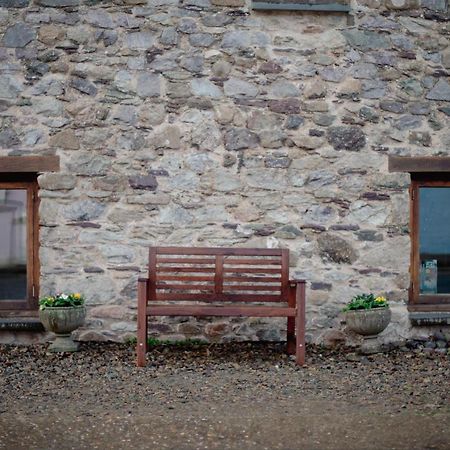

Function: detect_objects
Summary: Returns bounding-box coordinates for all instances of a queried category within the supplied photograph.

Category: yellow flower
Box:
[74,293,81,299]
[375,296,386,303]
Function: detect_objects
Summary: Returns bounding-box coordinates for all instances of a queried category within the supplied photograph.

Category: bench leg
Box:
[295,282,306,366]
[136,279,148,367]
[287,317,295,355]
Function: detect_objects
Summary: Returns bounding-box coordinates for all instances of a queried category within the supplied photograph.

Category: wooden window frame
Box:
[0,173,40,315]
[410,174,450,312]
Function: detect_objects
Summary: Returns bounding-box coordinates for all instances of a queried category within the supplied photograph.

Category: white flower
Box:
[61,294,68,300]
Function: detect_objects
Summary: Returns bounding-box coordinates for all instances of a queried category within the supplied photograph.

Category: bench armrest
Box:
[138,277,149,283]
[289,279,306,286]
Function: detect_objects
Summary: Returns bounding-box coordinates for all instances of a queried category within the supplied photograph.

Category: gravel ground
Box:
[0,342,449,450]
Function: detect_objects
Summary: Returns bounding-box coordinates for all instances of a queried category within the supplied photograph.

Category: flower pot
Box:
[39,306,86,352]
[345,307,391,336]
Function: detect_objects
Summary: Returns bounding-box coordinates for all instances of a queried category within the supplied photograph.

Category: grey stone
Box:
[362,80,386,99]
[264,156,291,169]
[36,0,79,5]
[177,18,197,34]
[67,154,111,176]
[136,73,161,98]
[409,131,431,146]
[359,106,380,123]
[32,97,64,116]
[380,101,405,114]
[341,30,389,52]
[153,125,181,150]
[275,225,302,239]
[319,67,346,83]
[180,55,203,73]
[285,115,304,130]
[224,78,259,97]
[394,115,422,130]
[317,234,358,264]
[129,174,158,190]
[426,79,450,101]
[268,99,301,114]
[126,32,155,50]
[422,0,448,11]
[351,63,378,80]
[0,0,29,6]
[399,79,423,97]
[191,79,221,98]
[327,126,366,151]
[65,200,105,221]
[70,77,98,96]
[202,13,232,27]
[39,173,76,191]
[111,105,137,125]
[0,74,23,99]
[221,30,270,50]
[86,10,114,29]
[160,27,179,46]
[225,128,259,151]
[409,102,430,115]
[102,31,118,47]
[2,23,36,48]
[268,80,299,98]
[189,33,215,47]
[356,230,383,242]
[313,114,335,127]
[0,128,20,148]
[113,70,134,94]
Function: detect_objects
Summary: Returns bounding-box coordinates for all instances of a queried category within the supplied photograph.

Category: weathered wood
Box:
[136,278,148,367]
[147,305,296,317]
[389,156,450,173]
[0,156,60,173]
[137,246,307,367]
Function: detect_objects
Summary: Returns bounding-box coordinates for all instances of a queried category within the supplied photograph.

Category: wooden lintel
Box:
[0,156,60,173]
[388,156,450,173]
[252,1,350,12]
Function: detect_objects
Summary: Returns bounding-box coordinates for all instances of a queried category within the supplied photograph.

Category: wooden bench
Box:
[136,247,306,367]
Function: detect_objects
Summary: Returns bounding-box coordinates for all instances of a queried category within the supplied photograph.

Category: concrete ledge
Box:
[0,319,44,332]
[409,312,450,326]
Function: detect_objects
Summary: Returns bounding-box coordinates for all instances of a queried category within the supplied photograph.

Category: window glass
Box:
[0,189,27,300]
[419,187,450,294]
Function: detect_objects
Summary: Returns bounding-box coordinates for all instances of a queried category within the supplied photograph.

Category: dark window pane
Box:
[419,187,450,294]
[0,189,27,300]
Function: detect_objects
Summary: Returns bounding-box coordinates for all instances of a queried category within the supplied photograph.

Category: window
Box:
[410,176,450,310]
[0,174,39,312]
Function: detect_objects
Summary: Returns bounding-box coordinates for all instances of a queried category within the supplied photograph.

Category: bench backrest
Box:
[148,247,290,303]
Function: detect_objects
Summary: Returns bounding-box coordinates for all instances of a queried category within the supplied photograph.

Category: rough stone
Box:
[86,10,114,29]
[341,30,389,52]
[317,234,358,264]
[36,0,79,5]
[38,25,65,45]
[64,200,105,221]
[70,77,98,96]
[2,23,36,47]
[426,79,450,101]
[224,78,259,98]
[39,173,76,191]
[191,79,222,98]
[224,128,259,151]
[129,174,158,190]
[0,75,23,99]
[136,73,161,98]
[49,130,80,150]
[126,32,155,50]
[327,126,366,151]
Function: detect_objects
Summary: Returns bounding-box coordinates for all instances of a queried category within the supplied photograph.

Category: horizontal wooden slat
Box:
[157,267,216,273]
[156,275,214,282]
[223,268,282,274]
[155,247,283,256]
[222,285,281,291]
[223,276,282,283]
[153,293,283,302]
[147,305,295,317]
[223,258,281,265]
[157,258,215,264]
[156,283,214,290]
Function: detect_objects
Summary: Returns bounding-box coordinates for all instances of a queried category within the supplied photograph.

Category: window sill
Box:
[409,310,450,326]
[0,318,44,332]
[252,1,350,12]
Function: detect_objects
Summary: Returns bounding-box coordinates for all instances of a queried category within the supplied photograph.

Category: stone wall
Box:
[0,0,449,346]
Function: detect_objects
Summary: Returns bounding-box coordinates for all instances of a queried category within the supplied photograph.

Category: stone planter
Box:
[39,306,86,352]
[345,307,391,354]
